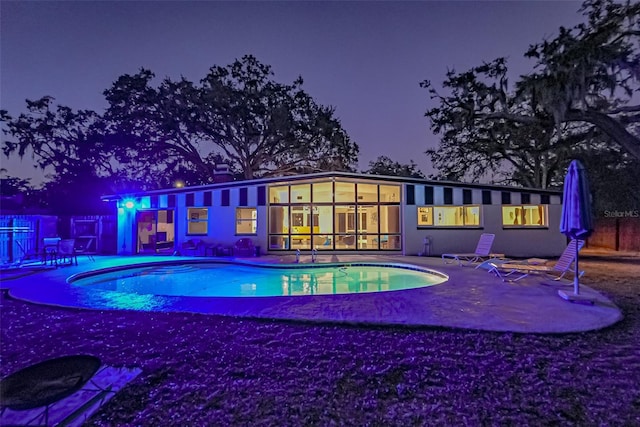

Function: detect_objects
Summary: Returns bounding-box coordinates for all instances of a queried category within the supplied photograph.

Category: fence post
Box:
[8,218,14,262]
[35,218,41,254]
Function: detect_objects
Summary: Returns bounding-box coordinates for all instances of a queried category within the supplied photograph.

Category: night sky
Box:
[1,1,583,184]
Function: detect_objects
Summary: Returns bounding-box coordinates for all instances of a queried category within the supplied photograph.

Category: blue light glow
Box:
[120,198,136,209]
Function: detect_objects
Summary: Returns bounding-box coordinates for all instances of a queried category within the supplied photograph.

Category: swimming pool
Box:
[69,262,448,297]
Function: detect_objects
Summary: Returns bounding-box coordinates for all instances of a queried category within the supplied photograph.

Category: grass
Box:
[1,251,639,425]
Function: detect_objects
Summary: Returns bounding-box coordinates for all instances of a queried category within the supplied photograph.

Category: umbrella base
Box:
[558,289,594,305]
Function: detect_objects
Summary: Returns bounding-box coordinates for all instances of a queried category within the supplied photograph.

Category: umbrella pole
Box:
[574,240,579,295]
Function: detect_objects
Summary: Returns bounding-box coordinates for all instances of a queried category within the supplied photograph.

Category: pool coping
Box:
[2,254,623,334]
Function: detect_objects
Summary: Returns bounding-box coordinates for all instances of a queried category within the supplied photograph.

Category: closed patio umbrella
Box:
[559,160,594,296]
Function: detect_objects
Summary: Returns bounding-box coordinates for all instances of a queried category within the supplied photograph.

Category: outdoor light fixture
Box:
[120,198,136,209]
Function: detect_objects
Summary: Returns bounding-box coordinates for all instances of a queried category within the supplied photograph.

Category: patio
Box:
[0,253,622,334]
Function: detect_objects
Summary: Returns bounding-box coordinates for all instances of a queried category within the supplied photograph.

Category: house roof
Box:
[101,171,562,201]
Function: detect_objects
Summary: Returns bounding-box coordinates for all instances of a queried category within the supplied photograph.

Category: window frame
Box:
[501,205,548,228]
[235,207,257,235]
[417,205,482,228]
[186,207,209,235]
[267,179,402,251]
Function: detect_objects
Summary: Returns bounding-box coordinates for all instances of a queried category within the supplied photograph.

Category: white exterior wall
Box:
[115,175,565,258]
[177,186,268,251]
[402,185,566,258]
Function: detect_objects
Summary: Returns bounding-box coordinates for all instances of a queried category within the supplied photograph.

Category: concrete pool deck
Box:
[0,254,622,334]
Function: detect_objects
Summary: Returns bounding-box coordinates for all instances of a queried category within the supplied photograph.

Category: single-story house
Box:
[102,171,566,258]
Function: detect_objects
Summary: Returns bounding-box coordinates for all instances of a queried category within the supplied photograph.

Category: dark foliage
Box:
[362,156,426,179]
[423,0,640,191]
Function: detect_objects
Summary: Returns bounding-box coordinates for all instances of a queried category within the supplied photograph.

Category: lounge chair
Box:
[488,239,585,282]
[441,233,496,266]
[234,238,256,257]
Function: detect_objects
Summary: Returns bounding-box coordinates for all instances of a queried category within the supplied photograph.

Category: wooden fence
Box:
[0,215,58,265]
[0,215,117,265]
[68,215,117,255]
[588,217,640,252]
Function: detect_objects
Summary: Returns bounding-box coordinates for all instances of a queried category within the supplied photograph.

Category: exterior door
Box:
[136,210,175,254]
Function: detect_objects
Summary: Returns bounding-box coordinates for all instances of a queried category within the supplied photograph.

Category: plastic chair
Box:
[234,238,255,257]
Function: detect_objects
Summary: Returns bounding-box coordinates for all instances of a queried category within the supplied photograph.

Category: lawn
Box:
[1,250,639,425]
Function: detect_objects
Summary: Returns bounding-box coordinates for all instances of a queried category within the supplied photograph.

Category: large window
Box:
[236,208,257,234]
[268,180,401,251]
[418,205,481,227]
[187,208,208,235]
[502,205,547,227]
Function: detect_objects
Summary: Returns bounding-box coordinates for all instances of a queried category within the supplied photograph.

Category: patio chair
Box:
[441,233,496,266]
[42,237,61,266]
[234,238,255,257]
[56,239,78,266]
[181,239,204,256]
[488,239,585,282]
[74,237,96,261]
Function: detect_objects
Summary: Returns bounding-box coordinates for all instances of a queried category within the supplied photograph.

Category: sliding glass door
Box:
[136,209,175,254]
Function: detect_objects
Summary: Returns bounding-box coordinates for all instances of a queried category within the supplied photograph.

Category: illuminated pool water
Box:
[69,263,448,297]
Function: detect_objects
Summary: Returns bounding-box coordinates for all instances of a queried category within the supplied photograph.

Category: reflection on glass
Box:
[269,206,289,233]
[380,205,400,233]
[502,205,547,226]
[464,206,480,226]
[417,207,433,225]
[187,208,209,234]
[379,185,400,202]
[312,182,333,202]
[291,184,311,203]
[236,208,256,234]
[335,182,355,202]
[269,186,289,203]
[357,183,378,202]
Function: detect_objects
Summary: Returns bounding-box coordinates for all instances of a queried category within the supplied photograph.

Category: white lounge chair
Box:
[441,233,496,266]
[488,239,585,282]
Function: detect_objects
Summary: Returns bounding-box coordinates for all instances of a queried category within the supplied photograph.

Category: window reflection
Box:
[269,186,289,203]
[417,205,481,227]
[291,184,310,203]
[502,205,547,227]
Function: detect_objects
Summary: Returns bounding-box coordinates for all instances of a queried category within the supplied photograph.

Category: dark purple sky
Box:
[1,1,583,184]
